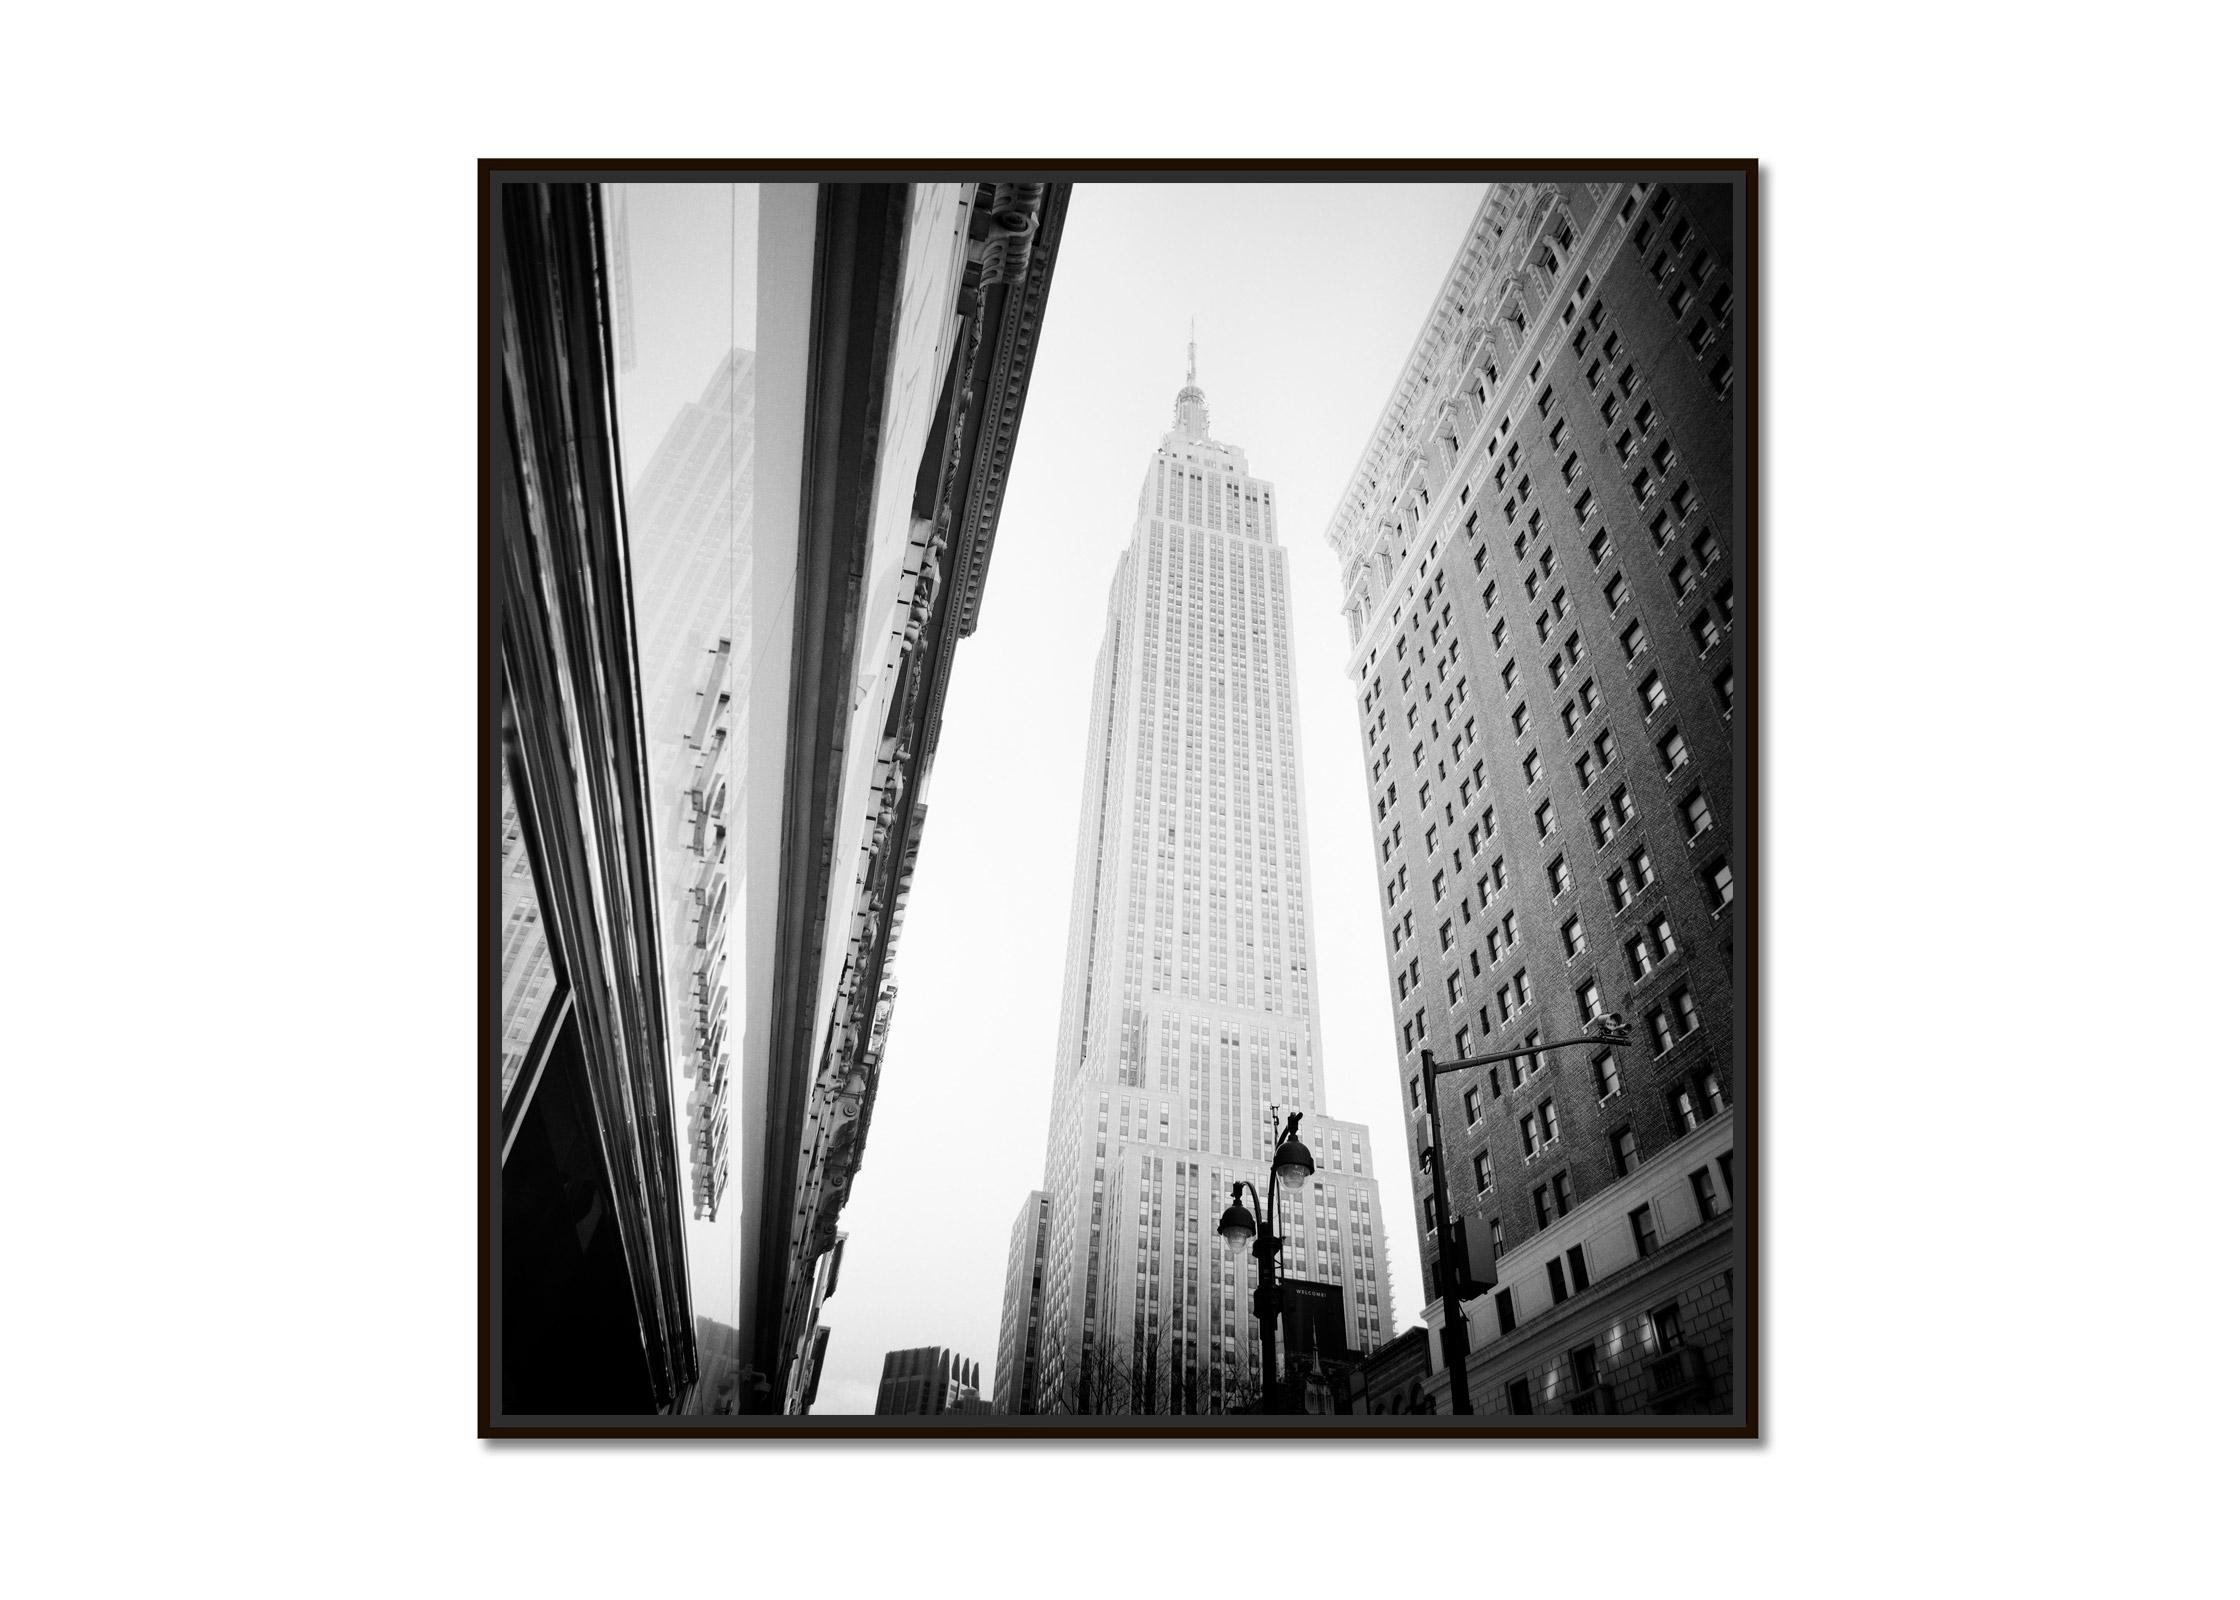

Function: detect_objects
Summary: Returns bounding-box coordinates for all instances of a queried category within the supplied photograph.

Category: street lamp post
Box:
[1216,1107,1317,1414]
[1415,1014,1634,1416]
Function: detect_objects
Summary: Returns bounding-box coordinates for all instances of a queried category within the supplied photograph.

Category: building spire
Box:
[1174,321,1209,438]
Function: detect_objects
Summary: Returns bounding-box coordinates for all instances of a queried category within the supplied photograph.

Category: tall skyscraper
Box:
[621,347,757,1413]
[625,349,756,1216]
[1022,353,1395,1415]
[991,1190,1049,1414]
[1323,180,1741,1414]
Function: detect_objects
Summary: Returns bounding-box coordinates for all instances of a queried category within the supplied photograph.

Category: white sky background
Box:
[813,182,1485,1413]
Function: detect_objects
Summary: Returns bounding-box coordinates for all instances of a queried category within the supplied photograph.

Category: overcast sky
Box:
[809,182,1484,1414]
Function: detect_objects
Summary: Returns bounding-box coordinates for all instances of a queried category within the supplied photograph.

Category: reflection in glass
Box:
[497,769,558,1100]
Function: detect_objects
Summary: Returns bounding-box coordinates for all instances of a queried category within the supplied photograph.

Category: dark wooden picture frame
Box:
[480,160,1758,1438]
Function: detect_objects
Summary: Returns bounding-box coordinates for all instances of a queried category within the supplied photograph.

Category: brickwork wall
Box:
[1328,181,1742,1307]
[1477,1239,1733,1417]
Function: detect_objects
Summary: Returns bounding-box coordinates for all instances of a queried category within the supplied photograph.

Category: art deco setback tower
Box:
[1018,356,1394,1415]
[1324,181,1741,1415]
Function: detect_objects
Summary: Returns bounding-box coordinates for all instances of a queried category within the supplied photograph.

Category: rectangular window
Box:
[1566,1243,1591,1293]
[1639,671,1668,715]
[1691,1166,1722,1222]
[1532,1182,1551,1222]
[1473,1150,1492,1191]
[1576,978,1602,1022]
[1561,916,1585,958]
[1547,855,1571,896]
[1612,785,1636,826]
[1535,799,1554,838]
[1463,1086,1483,1126]
[1545,1258,1568,1304]
[1611,1126,1639,1174]
[1521,1117,1541,1159]
[1705,857,1735,911]
[1630,1205,1659,1258]
[1509,1374,1534,1411]
[1593,1052,1620,1098]
[1659,728,1691,774]
[1620,620,1645,660]
[1496,1289,1517,1336]
[1682,790,1712,838]
[1552,1170,1574,1215]
[1653,1303,1683,1355]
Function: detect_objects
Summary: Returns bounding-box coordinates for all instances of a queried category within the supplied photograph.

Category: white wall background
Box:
[5,3,2234,1597]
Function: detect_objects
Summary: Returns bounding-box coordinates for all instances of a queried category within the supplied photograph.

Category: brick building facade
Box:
[1322,179,1745,1417]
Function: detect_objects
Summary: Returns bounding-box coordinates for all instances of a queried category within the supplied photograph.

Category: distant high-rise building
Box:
[627,348,757,1229]
[619,347,756,1411]
[992,1190,1049,1413]
[1323,180,1741,1415]
[1022,351,1395,1416]
[874,1346,984,1415]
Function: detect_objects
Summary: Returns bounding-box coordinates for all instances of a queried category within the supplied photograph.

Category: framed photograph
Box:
[481,161,1756,1435]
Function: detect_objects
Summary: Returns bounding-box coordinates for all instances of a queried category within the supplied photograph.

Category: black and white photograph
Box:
[484,166,1754,1432]
[19,2,2240,1592]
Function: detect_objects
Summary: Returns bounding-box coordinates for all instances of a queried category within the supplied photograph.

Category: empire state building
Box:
[997,352,1395,1415]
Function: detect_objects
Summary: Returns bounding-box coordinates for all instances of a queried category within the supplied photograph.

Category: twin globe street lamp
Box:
[1215,1108,1317,1414]
[1208,1012,1633,1417]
